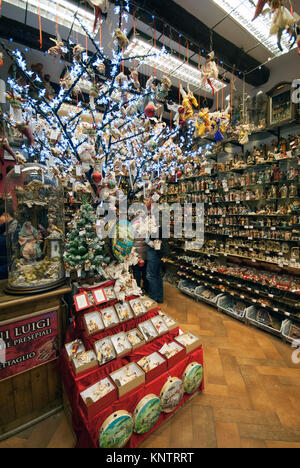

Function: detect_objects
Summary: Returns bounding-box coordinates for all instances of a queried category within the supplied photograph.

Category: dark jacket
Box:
[0,219,18,280]
[0,224,8,279]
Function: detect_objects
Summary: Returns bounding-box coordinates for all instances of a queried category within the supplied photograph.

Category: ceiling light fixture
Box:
[4,0,95,34]
[125,37,227,95]
[212,0,295,57]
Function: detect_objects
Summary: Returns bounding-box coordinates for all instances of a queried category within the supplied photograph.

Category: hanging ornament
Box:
[93,171,102,184]
[87,0,110,33]
[252,0,269,21]
[144,102,156,118]
[180,84,198,120]
[114,28,129,50]
[48,33,65,58]
[15,121,34,146]
[0,137,16,163]
[73,44,85,62]
[201,51,219,97]
[270,5,297,51]
[138,259,145,268]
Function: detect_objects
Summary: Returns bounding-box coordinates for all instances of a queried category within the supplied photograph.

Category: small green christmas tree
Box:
[64,198,111,279]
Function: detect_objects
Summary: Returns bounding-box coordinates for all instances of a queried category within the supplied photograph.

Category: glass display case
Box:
[4,163,65,294]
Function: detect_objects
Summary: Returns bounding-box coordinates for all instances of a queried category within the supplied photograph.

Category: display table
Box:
[59,297,204,448]
[0,280,71,439]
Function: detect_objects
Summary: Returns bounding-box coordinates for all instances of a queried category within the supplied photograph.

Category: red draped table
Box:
[58,288,204,448]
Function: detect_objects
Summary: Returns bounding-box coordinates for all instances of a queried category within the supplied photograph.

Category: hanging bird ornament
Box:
[48,33,65,58]
[87,0,110,33]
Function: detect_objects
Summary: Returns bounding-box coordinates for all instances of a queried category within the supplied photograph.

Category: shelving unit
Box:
[162,127,300,342]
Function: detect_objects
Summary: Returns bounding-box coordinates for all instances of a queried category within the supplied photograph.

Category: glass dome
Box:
[4,163,65,294]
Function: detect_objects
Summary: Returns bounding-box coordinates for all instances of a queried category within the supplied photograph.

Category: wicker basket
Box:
[217,295,247,323]
[178,280,197,299]
[194,285,222,306]
[245,306,282,338]
[281,319,300,344]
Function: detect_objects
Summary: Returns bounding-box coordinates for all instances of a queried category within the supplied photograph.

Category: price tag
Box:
[236,201,240,204]
[268,294,274,298]
[248,237,253,240]
[273,308,279,312]
[249,226,254,230]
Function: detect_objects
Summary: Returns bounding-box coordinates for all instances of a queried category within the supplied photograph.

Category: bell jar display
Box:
[5,163,65,294]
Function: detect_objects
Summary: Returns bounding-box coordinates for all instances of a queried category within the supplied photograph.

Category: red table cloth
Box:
[58,295,204,448]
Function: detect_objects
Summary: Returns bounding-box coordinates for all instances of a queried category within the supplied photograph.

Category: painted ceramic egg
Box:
[98,410,134,448]
[160,377,184,414]
[133,394,161,434]
[182,362,203,394]
[110,219,134,262]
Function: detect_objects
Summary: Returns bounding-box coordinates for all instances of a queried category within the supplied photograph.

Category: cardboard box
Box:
[110,332,132,358]
[83,311,105,336]
[158,311,178,331]
[92,287,108,306]
[141,296,158,312]
[79,377,117,420]
[137,352,167,382]
[65,339,85,361]
[174,332,202,354]
[151,316,169,336]
[101,306,120,329]
[74,292,91,312]
[72,350,98,375]
[129,298,147,318]
[94,337,117,366]
[114,302,134,323]
[126,328,146,350]
[103,286,117,302]
[110,363,145,398]
[138,320,159,342]
[158,341,186,369]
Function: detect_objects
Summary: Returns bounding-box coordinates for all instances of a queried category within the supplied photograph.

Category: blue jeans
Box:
[146,246,163,303]
[132,262,149,293]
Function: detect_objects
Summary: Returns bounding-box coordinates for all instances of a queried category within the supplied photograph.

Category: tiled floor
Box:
[1,283,300,448]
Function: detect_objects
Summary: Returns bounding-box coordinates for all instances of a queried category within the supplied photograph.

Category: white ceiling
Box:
[0,0,299,103]
[173,0,300,64]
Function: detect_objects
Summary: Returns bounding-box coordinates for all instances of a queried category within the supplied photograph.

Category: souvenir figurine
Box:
[87,0,110,32]
[48,34,65,58]
[201,51,219,96]
[18,222,42,261]
[180,84,198,120]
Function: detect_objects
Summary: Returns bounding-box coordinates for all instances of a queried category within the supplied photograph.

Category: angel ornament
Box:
[87,0,110,32]
[201,51,219,96]
[48,34,65,59]
[180,84,198,120]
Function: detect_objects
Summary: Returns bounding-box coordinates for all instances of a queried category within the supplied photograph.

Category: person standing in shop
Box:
[145,201,171,304]
[0,199,18,280]
[131,213,149,294]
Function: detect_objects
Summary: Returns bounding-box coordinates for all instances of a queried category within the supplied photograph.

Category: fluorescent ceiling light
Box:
[5,0,95,34]
[212,0,295,57]
[125,37,227,95]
